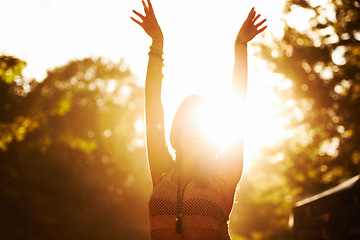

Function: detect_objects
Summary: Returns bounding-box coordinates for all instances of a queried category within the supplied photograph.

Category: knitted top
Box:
[149,167,232,240]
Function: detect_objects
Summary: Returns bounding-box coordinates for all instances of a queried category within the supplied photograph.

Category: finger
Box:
[247,7,256,20]
[133,10,145,20]
[253,14,261,23]
[257,25,267,34]
[248,7,255,15]
[147,0,153,12]
[255,19,267,29]
[130,17,142,26]
[142,0,149,13]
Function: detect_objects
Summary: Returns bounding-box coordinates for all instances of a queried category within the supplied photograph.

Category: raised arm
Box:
[131,0,172,188]
[219,8,267,191]
[233,7,267,98]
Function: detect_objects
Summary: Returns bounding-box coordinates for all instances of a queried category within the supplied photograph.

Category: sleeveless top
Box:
[149,167,232,240]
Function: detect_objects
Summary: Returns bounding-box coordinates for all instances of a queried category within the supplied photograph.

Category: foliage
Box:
[0,56,26,84]
[0,56,151,239]
[230,0,360,239]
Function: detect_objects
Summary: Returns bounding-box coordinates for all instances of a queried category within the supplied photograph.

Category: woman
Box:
[131,1,266,239]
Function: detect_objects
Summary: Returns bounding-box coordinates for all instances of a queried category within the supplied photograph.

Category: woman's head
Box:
[169,95,221,162]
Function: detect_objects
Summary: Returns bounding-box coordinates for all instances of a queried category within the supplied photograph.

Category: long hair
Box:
[169,95,221,182]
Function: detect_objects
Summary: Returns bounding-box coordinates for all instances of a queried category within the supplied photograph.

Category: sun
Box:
[159,58,291,171]
[193,94,245,148]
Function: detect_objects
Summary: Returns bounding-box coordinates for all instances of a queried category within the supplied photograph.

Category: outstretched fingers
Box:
[247,7,256,21]
[236,7,267,43]
[255,18,267,32]
[131,0,163,40]
[133,10,145,19]
[142,0,149,13]
[131,10,145,26]
[147,0,153,12]
[142,0,156,16]
[252,14,261,23]
[133,10,145,21]
[257,24,267,34]
[130,16,141,26]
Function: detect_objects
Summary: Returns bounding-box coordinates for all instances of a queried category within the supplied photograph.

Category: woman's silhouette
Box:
[131,1,266,239]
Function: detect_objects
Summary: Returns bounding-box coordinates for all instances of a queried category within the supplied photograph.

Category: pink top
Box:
[149,168,232,240]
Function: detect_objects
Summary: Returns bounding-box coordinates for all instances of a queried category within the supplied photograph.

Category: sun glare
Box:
[194,95,245,148]
[161,60,291,172]
[142,0,290,172]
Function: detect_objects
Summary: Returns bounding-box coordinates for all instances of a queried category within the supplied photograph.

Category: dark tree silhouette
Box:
[230,0,360,239]
[0,56,151,239]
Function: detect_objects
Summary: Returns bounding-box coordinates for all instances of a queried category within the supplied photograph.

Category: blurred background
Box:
[0,0,359,239]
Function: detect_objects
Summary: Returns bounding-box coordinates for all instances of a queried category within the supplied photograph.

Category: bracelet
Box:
[150,45,164,54]
[148,50,164,61]
[149,45,164,60]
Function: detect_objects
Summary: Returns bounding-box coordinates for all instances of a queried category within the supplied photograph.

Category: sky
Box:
[1,0,288,169]
[1,0,284,83]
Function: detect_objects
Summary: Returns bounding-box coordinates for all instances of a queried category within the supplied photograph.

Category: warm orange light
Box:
[195,94,245,149]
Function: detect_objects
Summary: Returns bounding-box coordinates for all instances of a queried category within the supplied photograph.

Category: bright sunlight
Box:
[159,55,292,171]
[195,94,245,148]
[2,0,289,172]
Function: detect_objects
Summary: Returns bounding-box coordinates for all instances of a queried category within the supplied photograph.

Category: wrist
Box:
[235,41,247,47]
[149,40,164,63]
[234,42,247,53]
[152,35,164,49]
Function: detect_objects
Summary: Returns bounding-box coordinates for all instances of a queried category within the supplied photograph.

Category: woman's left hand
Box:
[235,7,267,45]
[131,0,163,44]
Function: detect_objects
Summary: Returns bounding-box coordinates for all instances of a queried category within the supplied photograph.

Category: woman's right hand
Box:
[235,7,267,45]
[131,0,163,45]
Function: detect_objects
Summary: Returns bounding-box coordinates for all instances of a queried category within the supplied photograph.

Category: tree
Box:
[230,0,360,239]
[0,56,151,239]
